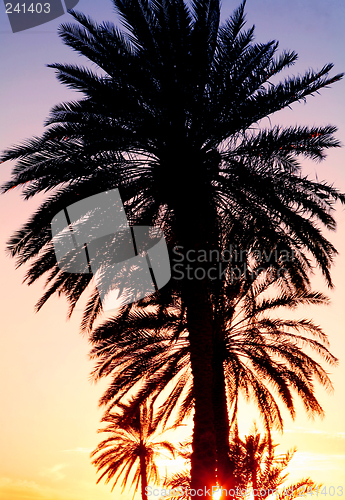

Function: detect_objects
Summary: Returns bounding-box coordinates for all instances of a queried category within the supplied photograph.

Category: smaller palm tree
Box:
[229,426,321,500]
[165,428,320,500]
[230,425,294,498]
[91,397,177,500]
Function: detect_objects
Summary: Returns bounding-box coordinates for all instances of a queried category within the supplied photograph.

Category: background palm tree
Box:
[227,426,321,500]
[91,397,176,500]
[230,426,295,498]
[165,428,320,500]
[1,0,344,493]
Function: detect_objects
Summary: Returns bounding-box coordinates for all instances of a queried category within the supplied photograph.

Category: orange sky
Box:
[1,1,345,499]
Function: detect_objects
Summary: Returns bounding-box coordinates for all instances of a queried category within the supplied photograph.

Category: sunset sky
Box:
[0,1,345,499]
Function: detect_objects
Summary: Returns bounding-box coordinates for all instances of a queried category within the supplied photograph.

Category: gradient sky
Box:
[0,1,345,499]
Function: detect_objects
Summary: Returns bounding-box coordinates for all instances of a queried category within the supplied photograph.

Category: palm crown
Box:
[1,0,344,302]
[91,397,176,499]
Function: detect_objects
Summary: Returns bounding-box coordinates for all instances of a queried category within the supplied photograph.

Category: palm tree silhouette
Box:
[230,427,294,498]
[226,426,320,500]
[165,428,319,500]
[1,0,344,493]
[91,397,176,499]
[89,269,337,490]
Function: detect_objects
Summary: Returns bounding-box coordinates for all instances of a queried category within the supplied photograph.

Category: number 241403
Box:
[298,486,343,496]
[5,3,51,14]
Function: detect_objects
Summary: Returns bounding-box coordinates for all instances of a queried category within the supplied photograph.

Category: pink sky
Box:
[1,1,345,499]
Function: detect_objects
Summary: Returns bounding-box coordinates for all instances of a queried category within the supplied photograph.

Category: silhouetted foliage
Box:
[165,428,320,500]
[91,397,176,499]
[1,0,343,494]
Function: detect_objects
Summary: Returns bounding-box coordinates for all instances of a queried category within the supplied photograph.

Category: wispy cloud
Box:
[62,447,93,453]
[284,426,345,439]
[0,475,90,500]
[40,463,68,481]
[0,476,61,499]
[289,451,345,471]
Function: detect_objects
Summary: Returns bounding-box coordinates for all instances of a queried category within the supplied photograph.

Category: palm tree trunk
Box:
[138,405,148,500]
[139,445,148,500]
[174,188,219,497]
[184,278,217,498]
[212,342,237,492]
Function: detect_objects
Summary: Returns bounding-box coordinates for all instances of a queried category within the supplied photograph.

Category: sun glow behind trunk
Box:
[213,487,222,500]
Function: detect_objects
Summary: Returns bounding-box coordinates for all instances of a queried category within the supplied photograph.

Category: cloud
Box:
[62,447,93,453]
[0,475,95,500]
[40,464,68,481]
[284,426,345,439]
[288,451,345,471]
[0,476,60,500]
